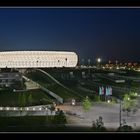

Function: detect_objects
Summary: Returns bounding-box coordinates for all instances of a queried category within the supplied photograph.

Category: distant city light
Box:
[97,58,101,63]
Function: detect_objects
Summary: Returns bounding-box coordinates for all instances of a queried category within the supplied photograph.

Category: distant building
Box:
[0,51,78,68]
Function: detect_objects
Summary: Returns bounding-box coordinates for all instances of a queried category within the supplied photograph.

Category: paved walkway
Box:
[56,102,140,129]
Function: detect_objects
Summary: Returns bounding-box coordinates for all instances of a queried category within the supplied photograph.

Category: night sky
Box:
[0,8,140,62]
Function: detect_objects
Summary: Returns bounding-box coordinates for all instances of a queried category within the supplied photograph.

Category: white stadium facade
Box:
[0,51,78,68]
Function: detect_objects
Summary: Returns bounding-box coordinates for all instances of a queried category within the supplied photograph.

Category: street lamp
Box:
[118,96,131,127]
[81,59,85,66]
[88,59,91,66]
[97,58,101,68]
[119,99,122,127]
[97,58,101,63]
[107,100,111,103]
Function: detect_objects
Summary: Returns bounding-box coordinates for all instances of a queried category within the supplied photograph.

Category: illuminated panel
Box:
[0,51,78,68]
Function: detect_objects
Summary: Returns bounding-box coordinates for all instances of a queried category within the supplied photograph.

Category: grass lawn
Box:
[26,71,82,101]
[0,89,53,107]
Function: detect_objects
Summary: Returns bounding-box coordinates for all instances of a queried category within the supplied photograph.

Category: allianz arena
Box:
[0,51,78,68]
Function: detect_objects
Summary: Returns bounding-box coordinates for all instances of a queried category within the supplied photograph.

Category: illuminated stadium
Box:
[0,51,78,68]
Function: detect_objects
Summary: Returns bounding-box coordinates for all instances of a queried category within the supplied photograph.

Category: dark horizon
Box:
[0,8,140,62]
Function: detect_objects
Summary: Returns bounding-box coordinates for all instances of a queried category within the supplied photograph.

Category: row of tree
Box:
[18,93,33,107]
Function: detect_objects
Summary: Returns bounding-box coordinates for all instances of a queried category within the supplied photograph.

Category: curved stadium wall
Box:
[0,51,78,68]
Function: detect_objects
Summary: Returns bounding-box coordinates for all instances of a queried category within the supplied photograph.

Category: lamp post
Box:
[97,58,101,68]
[88,58,91,66]
[119,96,131,127]
[81,59,85,66]
[119,99,122,127]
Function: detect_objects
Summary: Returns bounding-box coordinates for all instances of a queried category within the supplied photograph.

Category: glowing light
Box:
[107,100,110,103]
[0,51,78,68]
[72,99,76,105]
[0,107,3,110]
[97,58,101,63]
[6,107,9,110]
[13,107,16,110]
[39,108,42,110]
[33,108,35,111]
[135,93,138,96]
[128,98,130,101]
[26,107,29,111]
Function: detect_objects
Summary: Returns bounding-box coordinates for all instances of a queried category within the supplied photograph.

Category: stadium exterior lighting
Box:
[0,51,78,68]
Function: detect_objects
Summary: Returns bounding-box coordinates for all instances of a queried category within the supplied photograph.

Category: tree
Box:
[18,93,22,107]
[53,110,67,125]
[82,96,92,111]
[92,116,107,131]
[122,94,137,116]
[21,93,26,107]
[28,94,33,106]
[94,95,100,102]
[117,119,133,132]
